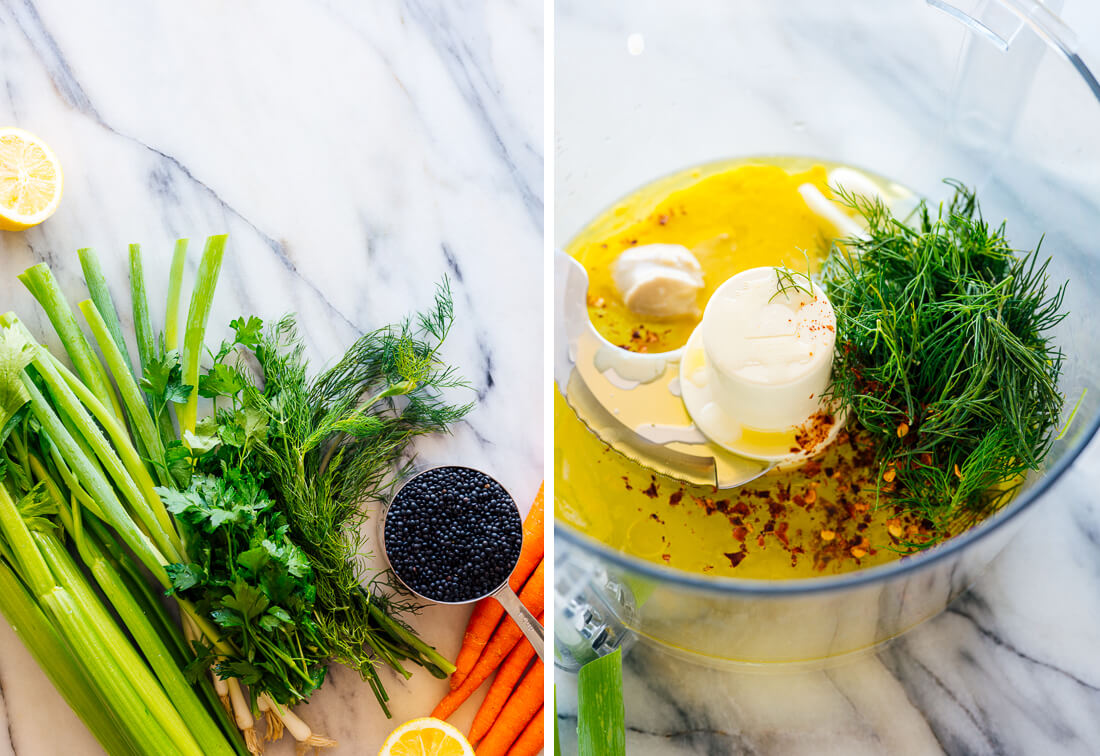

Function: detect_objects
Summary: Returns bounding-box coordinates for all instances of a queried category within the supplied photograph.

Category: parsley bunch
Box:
[160,471,327,705]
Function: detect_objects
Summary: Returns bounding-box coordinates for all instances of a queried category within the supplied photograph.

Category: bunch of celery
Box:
[0,237,313,752]
[0,246,245,754]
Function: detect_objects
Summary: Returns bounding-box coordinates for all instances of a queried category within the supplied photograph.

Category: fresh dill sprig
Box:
[822,181,1067,546]
[770,249,815,302]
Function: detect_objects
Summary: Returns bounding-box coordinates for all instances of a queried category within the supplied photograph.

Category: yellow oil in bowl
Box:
[557,157,937,579]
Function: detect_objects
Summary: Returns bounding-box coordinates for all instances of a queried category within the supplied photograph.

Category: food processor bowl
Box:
[554,0,1100,669]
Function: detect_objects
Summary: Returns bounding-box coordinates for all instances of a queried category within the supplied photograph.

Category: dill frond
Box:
[822,182,1067,545]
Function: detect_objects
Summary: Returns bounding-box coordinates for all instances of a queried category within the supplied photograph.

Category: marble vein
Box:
[5,0,361,332]
[404,0,544,230]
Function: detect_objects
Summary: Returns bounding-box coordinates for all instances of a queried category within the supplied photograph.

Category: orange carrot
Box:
[467,611,543,742]
[474,660,544,756]
[451,484,544,690]
[433,560,545,720]
[504,705,544,756]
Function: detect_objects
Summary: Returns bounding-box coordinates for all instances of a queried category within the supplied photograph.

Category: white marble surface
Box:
[555,1,1100,754]
[0,1,542,754]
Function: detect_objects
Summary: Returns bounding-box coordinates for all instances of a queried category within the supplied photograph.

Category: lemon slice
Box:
[0,127,63,231]
[378,717,475,756]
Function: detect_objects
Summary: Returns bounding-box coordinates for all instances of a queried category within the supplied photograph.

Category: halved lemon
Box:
[0,127,63,231]
[378,717,475,756]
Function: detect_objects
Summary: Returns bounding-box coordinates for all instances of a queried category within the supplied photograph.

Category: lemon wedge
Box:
[0,127,63,231]
[378,717,475,756]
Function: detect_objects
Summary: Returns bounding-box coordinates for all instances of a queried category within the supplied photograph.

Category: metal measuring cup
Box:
[379,465,544,660]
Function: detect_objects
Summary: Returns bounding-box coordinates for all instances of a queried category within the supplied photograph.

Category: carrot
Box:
[451,483,544,690]
[504,705,544,756]
[467,611,543,742]
[474,660,544,756]
[432,560,545,720]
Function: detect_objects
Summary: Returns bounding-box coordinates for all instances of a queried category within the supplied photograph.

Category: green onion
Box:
[18,264,124,425]
[128,244,158,383]
[577,648,626,756]
[79,299,170,485]
[179,235,226,435]
[77,247,134,376]
[165,239,189,352]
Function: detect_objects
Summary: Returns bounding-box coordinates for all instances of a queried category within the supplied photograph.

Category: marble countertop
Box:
[0,1,542,754]
[554,1,1100,754]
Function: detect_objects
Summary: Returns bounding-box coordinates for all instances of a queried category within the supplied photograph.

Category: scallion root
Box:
[295,736,337,756]
[227,677,263,755]
[257,694,284,742]
[260,694,336,755]
[212,672,232,718]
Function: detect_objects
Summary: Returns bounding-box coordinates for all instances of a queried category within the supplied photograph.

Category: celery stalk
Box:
[0,559,138,756]
[0,486,177,755]
[28,456,247,756]
[18,376,169,583]
[77,247,134,375]
[165,239,188,352]
[18,264,125,424]
[45,444,107,522]
[26,355,183,563]
[40,529,231,756]
[46,351,179,546]
[37,534,206,756]
[577,648,626,756]
[179,235,227,435]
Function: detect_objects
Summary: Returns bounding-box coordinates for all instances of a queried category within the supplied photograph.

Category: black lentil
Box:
[384,466,523,603]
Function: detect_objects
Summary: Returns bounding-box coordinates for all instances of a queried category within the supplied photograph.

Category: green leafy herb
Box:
[160,471,326,705]
[190,278,471,714]
[771,249,815,302]
[823,182,1067,543]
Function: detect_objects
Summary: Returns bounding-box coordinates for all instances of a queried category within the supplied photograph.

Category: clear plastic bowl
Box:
[554,0,1100,668]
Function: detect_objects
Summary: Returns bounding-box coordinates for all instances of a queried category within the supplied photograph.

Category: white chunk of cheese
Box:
[611,243,704,318]
[699,266,836,431]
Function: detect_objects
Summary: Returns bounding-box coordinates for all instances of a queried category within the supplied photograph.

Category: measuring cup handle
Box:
[493,584,544,660]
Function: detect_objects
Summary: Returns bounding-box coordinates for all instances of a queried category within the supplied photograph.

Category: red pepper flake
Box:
[642,480,659,498]
[775,521,790,547]
[724,551,747,568]
[658,214,669,225]
[661,553,671,563]
[731,501,750,517]
[732,525,748,542]
[621,476,632,491]
[668,490,683,506]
